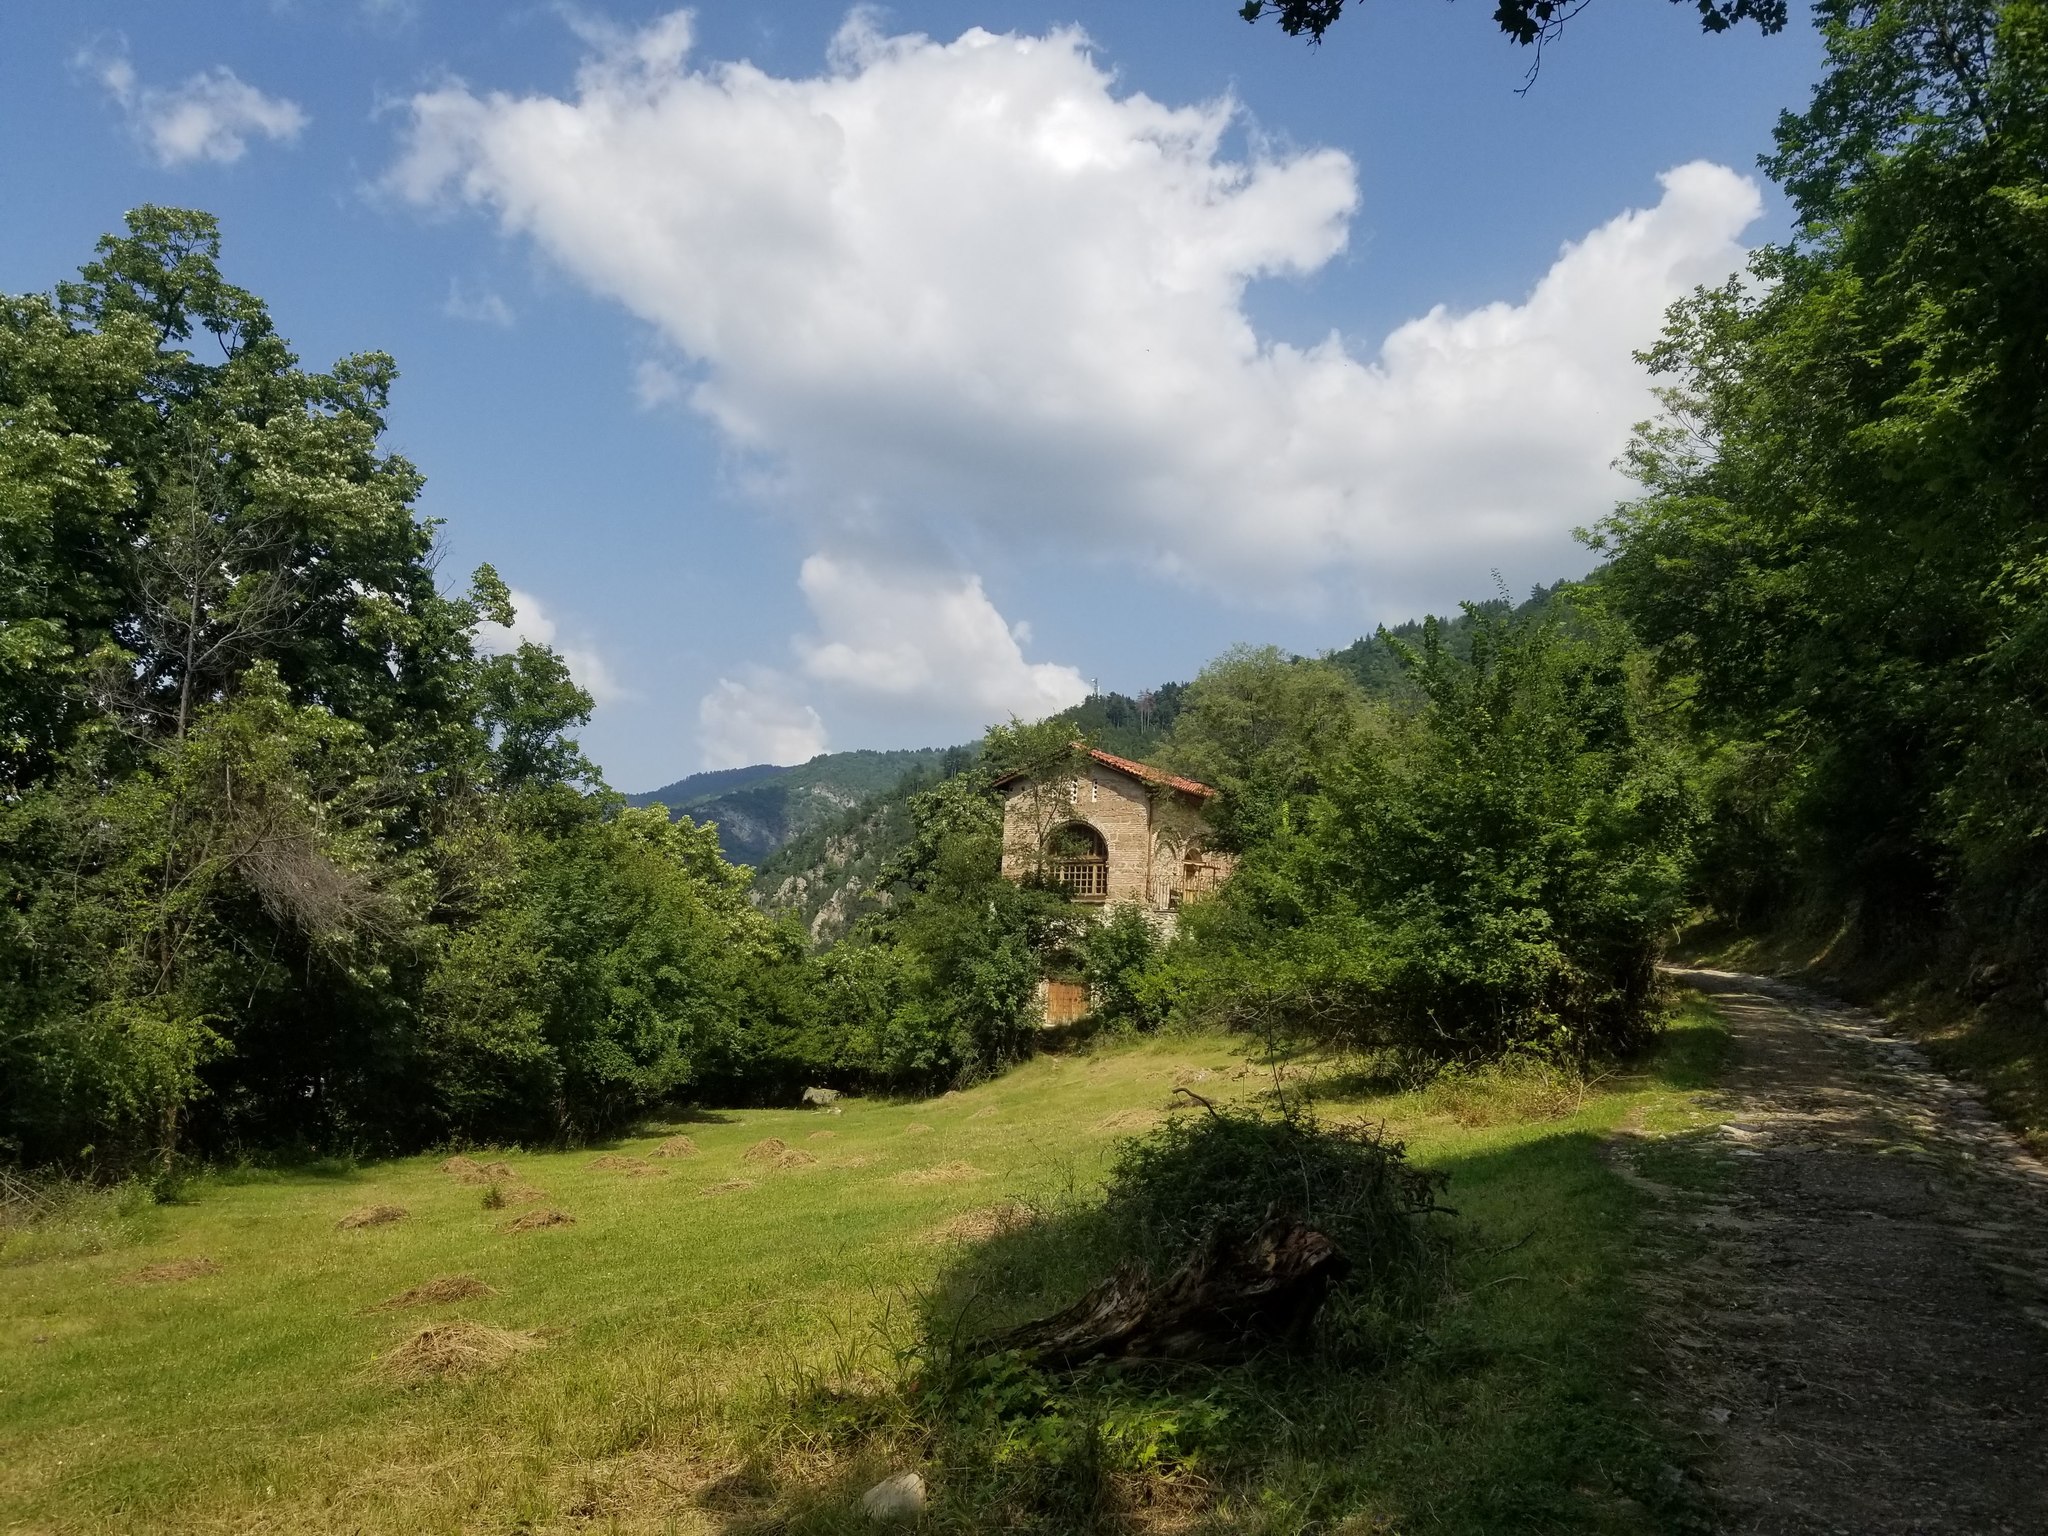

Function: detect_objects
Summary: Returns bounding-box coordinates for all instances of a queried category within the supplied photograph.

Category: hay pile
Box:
[379,1320,541,1381]
[740,1138,788,1164]
[897,1162,987,1186]
[651,1135,699,1158]
[502,1208,574,1233]
[700,1179,754,1197]
[585,1163,671,1187]
[924,1202,1035,1245]
[370,1275,498,1311]
[773,1149,817,1170]
[125,1257,221,1284]
[806,1130,837,1142]
[441,1157,518,1185]
[337,1204,409,1230]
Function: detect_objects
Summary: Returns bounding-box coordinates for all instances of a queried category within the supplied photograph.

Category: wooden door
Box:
[1044,979,1091,1025]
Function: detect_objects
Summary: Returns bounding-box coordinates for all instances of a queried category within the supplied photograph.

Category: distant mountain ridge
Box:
[624,748,951,867]
[624,762,787,809]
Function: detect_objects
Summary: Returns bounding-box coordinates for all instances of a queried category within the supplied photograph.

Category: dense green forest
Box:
[5,0,2043,1175]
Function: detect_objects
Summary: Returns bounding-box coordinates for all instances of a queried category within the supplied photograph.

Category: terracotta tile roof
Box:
[1082,747,1216,799]
[992,744,1216,799]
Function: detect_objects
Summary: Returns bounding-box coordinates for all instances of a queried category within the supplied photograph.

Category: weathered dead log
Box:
[991,1217,1351,1368]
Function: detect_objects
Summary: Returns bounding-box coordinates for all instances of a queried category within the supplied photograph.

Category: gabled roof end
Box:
[991,744,1216,800]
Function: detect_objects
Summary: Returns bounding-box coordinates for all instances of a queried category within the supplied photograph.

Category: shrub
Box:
[1080,905,1161,1031]
[904,1101,1453,1531]
[1100,1098,1447,1317]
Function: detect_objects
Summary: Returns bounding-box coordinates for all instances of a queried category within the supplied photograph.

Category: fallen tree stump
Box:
[990,1217,1351,1368]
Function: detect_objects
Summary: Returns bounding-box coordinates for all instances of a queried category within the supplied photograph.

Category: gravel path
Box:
[1625,968,2048,1535]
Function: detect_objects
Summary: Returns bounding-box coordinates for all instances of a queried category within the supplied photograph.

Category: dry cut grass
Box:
[336,1205,408,1231]
[923,1202,1036,1245]
[367,1276,499,1312]
[123,1257,221,1285]
[501,1209,574,1233]
[440,1157,518,1186]
[896,1162,987,1186]
[378,1320,542,1382]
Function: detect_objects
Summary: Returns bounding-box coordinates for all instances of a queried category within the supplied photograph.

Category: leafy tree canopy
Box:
[1239,0,1789,50]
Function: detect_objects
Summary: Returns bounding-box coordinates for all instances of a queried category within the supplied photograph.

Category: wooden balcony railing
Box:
[1049,857,1108,901]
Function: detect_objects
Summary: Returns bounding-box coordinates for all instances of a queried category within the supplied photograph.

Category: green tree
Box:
[0,209,807,1167]
[1590,0,2048,959]
[1161,645,1373,850]
[1239,0,1789,51]
[1157,604,1696,1059]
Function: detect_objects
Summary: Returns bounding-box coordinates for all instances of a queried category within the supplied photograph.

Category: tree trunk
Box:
[990,1217,1351,1368]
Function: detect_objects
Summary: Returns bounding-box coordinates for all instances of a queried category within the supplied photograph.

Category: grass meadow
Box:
[0,1002,1732,1534]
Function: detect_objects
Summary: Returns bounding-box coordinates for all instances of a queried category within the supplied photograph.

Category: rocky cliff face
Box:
[755,803,911,946]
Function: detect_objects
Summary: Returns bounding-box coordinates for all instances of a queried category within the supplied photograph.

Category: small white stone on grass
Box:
[862,1470,926,1521]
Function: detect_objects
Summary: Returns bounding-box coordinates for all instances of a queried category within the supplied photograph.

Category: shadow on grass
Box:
[207,1151,369,1189]
[660,1106,745,1125]
[735,1116,1702,1536]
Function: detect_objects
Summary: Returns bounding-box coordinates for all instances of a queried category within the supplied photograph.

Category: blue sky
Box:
[2,2,1823,790]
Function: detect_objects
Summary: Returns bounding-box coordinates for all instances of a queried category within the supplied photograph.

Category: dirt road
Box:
[1627,969,2048,1535]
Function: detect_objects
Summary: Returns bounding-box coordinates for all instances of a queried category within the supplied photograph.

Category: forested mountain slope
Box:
[625,749,949,866]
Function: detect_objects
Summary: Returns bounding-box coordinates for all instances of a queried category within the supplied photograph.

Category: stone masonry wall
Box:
[1000,760,1235,916]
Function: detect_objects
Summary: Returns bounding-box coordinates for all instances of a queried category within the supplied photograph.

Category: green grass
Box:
[0,1005,1732,1534]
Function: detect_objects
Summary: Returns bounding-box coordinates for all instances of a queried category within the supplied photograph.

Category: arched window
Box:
[1179,839,1223,906]
[1044,821,1109,902]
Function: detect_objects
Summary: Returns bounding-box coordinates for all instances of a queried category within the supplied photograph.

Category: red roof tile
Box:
[1082,747,1216,799]
[993,744,1216,799]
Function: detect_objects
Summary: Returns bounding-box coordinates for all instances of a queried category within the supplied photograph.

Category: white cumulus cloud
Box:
[388,12,1761,608]
[693,555,1084,767]
[473,587,624,706]
[698,673,829,770]
[87,47,307,167]
[795,553,1089,719]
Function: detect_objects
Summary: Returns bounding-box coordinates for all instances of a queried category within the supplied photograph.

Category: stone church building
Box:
[993,747,1233,919]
